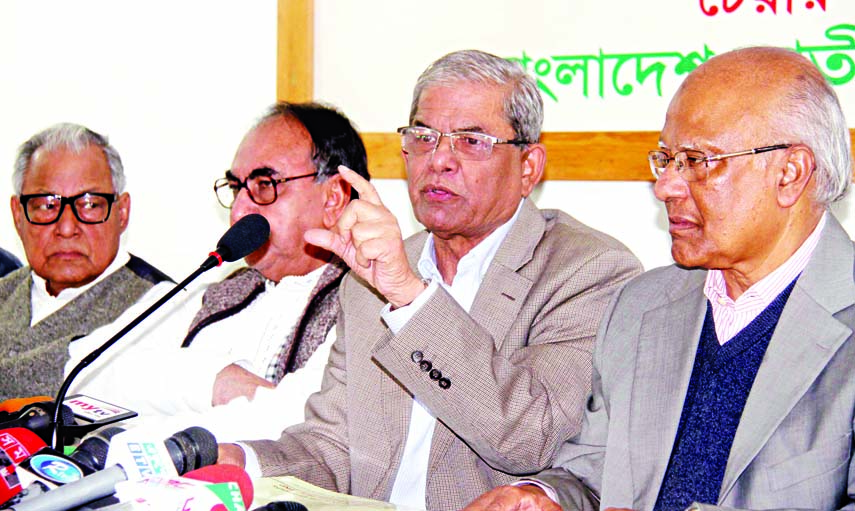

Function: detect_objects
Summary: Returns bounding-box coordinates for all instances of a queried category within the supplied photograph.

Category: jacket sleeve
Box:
[372,245,642,475]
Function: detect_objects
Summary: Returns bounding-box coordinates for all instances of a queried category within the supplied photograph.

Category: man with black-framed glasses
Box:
[0,122,173,400]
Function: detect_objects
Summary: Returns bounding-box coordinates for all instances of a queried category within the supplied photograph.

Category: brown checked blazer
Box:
[246,199,642,510]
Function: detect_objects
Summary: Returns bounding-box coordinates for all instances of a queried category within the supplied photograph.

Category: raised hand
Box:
[304,166,426,308]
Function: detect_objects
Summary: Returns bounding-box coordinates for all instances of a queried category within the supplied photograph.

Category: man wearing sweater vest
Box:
[465,46,855,511]
[0,123,173,400]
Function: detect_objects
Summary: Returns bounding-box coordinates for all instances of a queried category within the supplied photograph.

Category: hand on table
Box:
[212,363,275,406]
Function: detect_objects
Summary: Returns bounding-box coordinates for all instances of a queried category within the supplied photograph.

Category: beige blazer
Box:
[247,199,642,510]
[539,214,855,511]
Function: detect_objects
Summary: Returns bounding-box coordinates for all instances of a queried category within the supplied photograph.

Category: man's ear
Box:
[777,145,815,208]
[115,192,131,233]
[520,143,546,197]
[322,174,351,229]
[10,196,24,238]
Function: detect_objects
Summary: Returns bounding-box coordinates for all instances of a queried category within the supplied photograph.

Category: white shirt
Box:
[27,249,177,396]
[31,251,132,326]
[71,263,332,442]
[382,200,524,510]
[186,264,325,382]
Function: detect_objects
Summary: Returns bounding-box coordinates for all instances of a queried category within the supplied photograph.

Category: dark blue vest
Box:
[653,278,798,511]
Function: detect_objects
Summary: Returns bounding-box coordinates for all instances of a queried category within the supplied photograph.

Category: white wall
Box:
[1,0,854,279]
[312,0,855,271]
[0,0,278,283]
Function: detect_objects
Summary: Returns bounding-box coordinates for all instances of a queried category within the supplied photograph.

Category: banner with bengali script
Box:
[314,0,855,132]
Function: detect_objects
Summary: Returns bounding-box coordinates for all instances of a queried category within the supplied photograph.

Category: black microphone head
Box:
[164,426,218,475]
[7,402,75,445]
[70,426,125,472]
[216,213,270,263]
[252,502,309,511]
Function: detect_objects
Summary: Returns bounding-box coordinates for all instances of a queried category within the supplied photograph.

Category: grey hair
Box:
[409,49,544,143]
[778,60,852,204]
[13,123,125,195]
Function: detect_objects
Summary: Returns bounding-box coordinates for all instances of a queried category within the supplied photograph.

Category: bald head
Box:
[653,46,851,295]
[667,46,851,205]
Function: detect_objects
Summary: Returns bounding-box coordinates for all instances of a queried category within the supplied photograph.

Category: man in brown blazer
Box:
[219,49,642,510]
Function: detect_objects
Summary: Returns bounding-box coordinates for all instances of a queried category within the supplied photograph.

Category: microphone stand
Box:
[51,254,223,449]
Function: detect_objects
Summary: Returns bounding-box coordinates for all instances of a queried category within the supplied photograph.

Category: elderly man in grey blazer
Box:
[218,49,642,510]
[465,46,855,511]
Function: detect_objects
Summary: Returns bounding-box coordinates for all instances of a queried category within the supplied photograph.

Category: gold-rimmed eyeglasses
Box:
[648,144,792,182]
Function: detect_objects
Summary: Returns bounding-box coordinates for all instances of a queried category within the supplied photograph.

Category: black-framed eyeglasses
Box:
[397,126,530,161]
[19,192,117,225]
[214,169,319,208]
[648,144,792,182]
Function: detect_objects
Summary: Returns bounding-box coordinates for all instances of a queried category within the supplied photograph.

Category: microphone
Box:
[51,214,271,448]
[162,426,219,475]
[252,502,308,511]
[0,452,23,509]
[103,425,218,478]
[104,465,252,510]
[200,213,271,271]
[0,398,54,417]
[0,403,75,446]
[0,427,92,508]
[181,464,253,509]
[68,427,125,473]
[75,466,253,510]
[9,426,219,511]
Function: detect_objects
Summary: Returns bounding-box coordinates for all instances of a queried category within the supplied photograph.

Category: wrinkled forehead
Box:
[231,117,315,177]
[413,82,511,132]
[662,64,782,147]
[25,144,113,190]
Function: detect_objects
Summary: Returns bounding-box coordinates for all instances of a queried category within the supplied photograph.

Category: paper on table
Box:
[252,476,425,511]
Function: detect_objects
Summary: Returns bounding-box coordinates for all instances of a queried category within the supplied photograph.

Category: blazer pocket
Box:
[766,432,852,491]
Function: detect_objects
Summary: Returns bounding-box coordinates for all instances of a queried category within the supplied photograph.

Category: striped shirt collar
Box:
[703,212,826,343]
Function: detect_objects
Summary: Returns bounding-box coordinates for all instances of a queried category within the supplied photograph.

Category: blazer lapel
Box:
[719,215,855,499]
[427,200,541,473]
[469,199,541,352]
[629,272,708,507]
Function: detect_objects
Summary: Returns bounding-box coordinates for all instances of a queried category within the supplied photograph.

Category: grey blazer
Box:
[539,214,855,511]
[246,199,642,511]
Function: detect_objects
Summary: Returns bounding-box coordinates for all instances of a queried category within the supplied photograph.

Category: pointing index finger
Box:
[338,165,382,206]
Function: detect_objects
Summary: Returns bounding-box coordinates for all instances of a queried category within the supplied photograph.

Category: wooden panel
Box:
[363,130,855,181]
[276,0,314,102]
[278,2,855,181]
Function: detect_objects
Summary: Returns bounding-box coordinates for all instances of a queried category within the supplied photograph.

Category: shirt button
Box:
[419,360,432,372]
[429,368,442,381]
[411,351,424,363]
[438,377,451,389]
